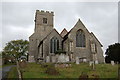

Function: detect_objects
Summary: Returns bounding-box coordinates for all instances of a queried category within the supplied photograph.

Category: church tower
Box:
[29,10,54,62]
[34,10,54,40]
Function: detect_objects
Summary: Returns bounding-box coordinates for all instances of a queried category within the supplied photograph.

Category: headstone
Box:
[28,56,35,62]
[58,54,66,62]
[83,58,87,62]
[111,61,115,65]
[76,57,79,64]
[65,55,69,62]
[89,61,93,66]
[56,54,59,60]
[46,56,50,62]
[95,60,98,64]
[65,64,69,67]
[70,54,73,61]
[51,56,56,63]
[69,64,72,67]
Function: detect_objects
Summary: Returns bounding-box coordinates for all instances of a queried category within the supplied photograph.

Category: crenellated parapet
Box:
[36,10,54,16]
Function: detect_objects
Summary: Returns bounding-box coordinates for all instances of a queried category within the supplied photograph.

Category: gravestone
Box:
[83,58,87,62]
[65,64,69,67]
[89,61,93,66]
[58,54,66,62]
[46,56,50,62]
[65,55,69,62]
[111,61,115,65]
[51,56,56,63]
[55,54,59,62]
[76,57,79,64]
[95,60,98,64]
[69,64,72,67]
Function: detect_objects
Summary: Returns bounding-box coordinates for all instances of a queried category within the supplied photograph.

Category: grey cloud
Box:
[118,1,120,43]
[2,2,118,53]
[2,3,34,27]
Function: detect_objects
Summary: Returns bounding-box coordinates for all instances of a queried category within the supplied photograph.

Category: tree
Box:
[0,51,2,58]
[105,43,120,63]
[2,39,29,61]
[105,56,111,63]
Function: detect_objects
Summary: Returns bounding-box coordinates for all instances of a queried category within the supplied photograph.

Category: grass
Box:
[20,63,118,78]
[0,65,2,68]
[7,66,18,78]
[2,64,13,68]
[2,63,16,68]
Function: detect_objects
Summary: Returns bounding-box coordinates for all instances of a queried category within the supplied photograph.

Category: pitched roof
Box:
[62,19,102,48]
[63,19,90,42]
[60,28,68,37]
[38,28,62,47]
[90,32,103,47]
[29,33,35,39]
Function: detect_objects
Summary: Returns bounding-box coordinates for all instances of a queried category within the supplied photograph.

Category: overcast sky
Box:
[1,2,118,55]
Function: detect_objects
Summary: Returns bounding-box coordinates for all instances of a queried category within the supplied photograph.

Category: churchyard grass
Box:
[2,64,14,68]
[20,63,118,78]
[7,67,18,78]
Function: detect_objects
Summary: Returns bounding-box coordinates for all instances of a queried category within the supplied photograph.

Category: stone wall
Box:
[42,29,63,59]
[63,19,104,63]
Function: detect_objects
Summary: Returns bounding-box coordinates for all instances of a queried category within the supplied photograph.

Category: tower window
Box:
[43,18,47,24]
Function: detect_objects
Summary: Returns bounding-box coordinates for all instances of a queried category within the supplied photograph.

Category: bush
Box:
[55,49,66,54]
[105,56,111,63]
[45,64,59,75]
[79,72,88,79]
[19,60,27,68]
[41,63,49,68]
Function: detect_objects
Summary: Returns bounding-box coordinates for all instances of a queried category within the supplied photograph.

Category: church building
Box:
[28,10,104,63]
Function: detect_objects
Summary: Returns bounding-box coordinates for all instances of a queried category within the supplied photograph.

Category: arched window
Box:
[50,37,59,53]
[76,29,86,47]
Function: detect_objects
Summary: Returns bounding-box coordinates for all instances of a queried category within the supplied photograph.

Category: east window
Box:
[76,29,86,47]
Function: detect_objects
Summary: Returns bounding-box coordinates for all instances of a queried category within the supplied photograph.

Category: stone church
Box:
[28,10,104,63]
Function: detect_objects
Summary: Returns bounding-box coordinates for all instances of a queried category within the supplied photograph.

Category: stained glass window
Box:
[50,37,59,53]
[76,29,86,47]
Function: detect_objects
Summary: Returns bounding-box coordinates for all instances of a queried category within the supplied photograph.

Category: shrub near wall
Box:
[45,63,59,75]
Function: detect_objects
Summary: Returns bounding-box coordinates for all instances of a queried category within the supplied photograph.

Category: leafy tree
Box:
[0,51,2,58]
[105,56,111,63]
[105,43,120,63]
[2,39,29,61]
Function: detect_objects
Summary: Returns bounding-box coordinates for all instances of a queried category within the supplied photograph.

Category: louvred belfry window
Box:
[43,18,47,24]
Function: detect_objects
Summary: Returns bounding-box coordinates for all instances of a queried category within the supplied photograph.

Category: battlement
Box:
[36,10,54,15]
[35,9,54,29]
